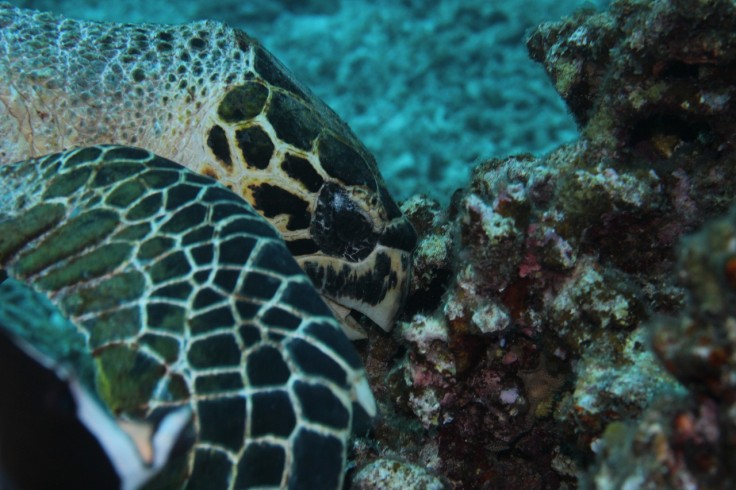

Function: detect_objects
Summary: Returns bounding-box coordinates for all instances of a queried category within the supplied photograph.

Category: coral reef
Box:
[349,0,736,488]
[584,205,736,489]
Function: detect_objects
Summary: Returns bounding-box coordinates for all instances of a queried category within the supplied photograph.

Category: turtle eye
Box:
[311,183,377,262]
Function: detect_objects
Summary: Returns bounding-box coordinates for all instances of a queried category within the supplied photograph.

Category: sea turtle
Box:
[0,2,417,337]
[0,3,417,490]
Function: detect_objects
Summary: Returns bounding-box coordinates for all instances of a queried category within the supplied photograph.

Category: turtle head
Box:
[201,45,417,335]
[296,135,418,335]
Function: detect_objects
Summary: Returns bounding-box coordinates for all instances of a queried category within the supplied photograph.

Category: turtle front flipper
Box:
[0,145,375,489]
[0,298,194,490]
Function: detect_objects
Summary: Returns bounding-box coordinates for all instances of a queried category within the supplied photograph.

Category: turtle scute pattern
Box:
[0,3,418,332]
[0,145,375,489]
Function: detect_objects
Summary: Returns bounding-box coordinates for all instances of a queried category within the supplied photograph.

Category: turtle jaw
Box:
[299,242,414,335]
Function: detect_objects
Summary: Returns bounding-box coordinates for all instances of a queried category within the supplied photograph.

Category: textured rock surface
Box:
[350,0,736,488]
[583,205,736,489]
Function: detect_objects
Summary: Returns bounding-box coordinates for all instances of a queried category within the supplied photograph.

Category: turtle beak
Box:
[300,218,416,336]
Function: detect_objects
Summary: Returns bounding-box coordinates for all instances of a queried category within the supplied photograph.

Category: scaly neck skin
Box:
[0,5,247,168]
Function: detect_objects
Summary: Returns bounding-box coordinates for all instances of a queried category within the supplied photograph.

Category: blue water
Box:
[14,0,606,202]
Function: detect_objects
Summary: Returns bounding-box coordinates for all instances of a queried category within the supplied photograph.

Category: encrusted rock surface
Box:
[584,205,736,489]
[352,0,736,488]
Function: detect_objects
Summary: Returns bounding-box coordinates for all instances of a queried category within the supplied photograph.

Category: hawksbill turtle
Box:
[0,3,417,489]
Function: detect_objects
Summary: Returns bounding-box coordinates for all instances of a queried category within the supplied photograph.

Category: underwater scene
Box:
[1,0,735,488]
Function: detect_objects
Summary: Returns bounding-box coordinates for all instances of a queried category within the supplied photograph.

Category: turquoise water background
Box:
[13,0,606,202]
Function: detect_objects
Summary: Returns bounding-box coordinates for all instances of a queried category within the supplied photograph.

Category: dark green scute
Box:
[193,269,212,285]
[184,171,216,187]
[294,381,349,430]
[62,270,146,316]
[146,302,186,333]
[190,244,214,266]
[138,169,179,190]
[238,324,261,347]
[151,282,193,300]
[236,443,286,488]
[192,287,224,310]
[95,345,165,413]
[187,449,231,490]
[165,373,191,402]
[305,321,363,369]
[290,429,343,490]
[63,146,103,168]
[139,333,180,363]
[213,269,239,291]
[112,222,151,241]
[217,236,256,265]
[84,306,142,348]
[126,192,163,221]
[221,216,278,241]
[148,251,192,284]
[240,271,281,301]
[164,184,202,211]
[102,146,151,163]
[0,203,65,265]
[280,281,333,317]
[261,306,301,331]
[222,213,280,240]
[137,236,175,261]
[246,346,291,386]
[267,91,321,151]
[286,338,348,388]
[91,162,145,188]
[14,209,119,277]
[235,125,274,170]
[253,242,304,276]
[181,225,215,246]
[105,179,147,208]
[42,167,92,199]
[317,133,376,188]
[250,390,296,437]
[217,81,269,123]
[160,203,207,233]
[36,242,132,291]
[197,397,246,452]
[194,372,243,395]
[201,186,246,206]
[187,334,241,369]
[190,307,235,336]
